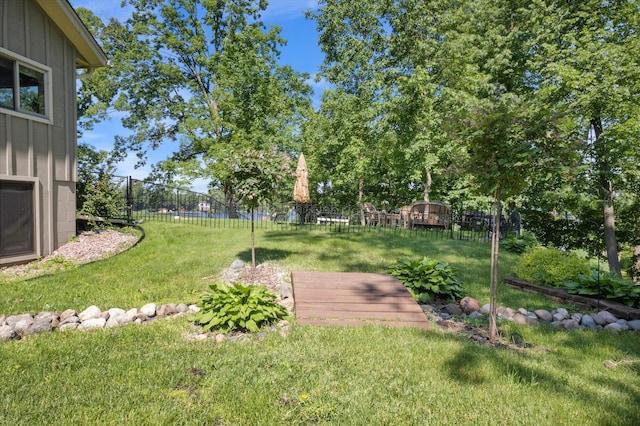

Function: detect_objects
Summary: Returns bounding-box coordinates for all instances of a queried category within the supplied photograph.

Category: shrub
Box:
[565,271,640,308]
[194,281,288,333]
[514,246,591,287]
[501,231,538,254]
[388,257,464,303]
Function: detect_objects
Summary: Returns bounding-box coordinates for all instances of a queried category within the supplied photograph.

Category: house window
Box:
[0,180,35,257]
[0,51,48,118]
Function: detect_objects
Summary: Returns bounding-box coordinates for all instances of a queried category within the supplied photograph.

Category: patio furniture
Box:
[407,201,450,230]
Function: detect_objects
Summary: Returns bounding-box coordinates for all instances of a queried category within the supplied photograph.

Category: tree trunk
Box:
[603,201,621,275]
[592,117,621,276]
[489,192,502,344]
[359,177,365,226]
[224,182,238,219]
[251,206,256,269]
[633,245,640,283]
[423,166,432,202]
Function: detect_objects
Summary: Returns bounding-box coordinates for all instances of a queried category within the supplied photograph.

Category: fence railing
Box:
[112,177,513,241]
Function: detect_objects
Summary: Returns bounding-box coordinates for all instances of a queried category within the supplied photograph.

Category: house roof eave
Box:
[34,0,108,69]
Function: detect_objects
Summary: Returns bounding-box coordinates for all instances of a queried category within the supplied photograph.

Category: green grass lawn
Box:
[1,222,639,425]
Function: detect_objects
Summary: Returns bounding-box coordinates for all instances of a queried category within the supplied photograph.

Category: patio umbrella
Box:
[293,152,310,203]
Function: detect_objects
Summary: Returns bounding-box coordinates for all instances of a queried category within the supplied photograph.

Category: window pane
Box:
[19,65,45,115]
[0,181,35,257]
[0,56,14,109]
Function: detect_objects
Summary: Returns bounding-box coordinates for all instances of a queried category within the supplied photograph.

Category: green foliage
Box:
[194,281,288,333]
[388,257,464,303]
[565,271,640,308]
[501,231,538,254]
[514,246,591,287]
[77,143,125,223]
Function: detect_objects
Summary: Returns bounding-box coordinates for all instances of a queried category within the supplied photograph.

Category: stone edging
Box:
[0,302,199,341]
[503,277,640,320]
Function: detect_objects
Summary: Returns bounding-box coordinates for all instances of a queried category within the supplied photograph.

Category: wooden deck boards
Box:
[291,271,431,329]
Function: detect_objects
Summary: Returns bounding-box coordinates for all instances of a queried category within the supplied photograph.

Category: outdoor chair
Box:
[407,201,450,230]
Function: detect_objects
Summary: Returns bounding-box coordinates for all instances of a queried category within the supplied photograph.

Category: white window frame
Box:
[0,47,52,124]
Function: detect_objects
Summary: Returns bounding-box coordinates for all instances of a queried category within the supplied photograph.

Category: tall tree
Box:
[527,0,640,275]
[78,0,312,213]
[309,0,393,222]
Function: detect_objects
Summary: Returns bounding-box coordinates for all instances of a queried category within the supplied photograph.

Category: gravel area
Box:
[0,229,139,281]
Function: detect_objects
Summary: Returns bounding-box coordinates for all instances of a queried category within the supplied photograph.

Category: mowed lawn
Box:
[1,222,639,425]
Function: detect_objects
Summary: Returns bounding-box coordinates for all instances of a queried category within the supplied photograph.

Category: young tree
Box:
[227,148,291,268]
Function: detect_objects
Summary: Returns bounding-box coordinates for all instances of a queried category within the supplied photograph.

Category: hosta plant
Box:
[194,281,288,333]
[565,270,640,308]
[388,257,465,303]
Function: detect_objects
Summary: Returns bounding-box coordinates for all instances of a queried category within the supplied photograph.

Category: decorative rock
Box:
[628,320,640,331]
[230,259,244,269]
[140,303,157,317]
[517,307,529,316]
[156,303,178,317]
[592,311,618,326]
[460,297,481,315]
[563,319,580,330]
[108,308,126,318]
[140,303,156,318]
[78,317,106,331]
[215,333,226,343]
[188,304,200,313]
[552,313,565,322]
[13,318,35,335]
[571,313,583,323]
[59,309,77,322]
[5,313,34,327]
[106,313,132,328]
[615,319,629,331]
[29,317,55,334]
[176,303,189,313]
[78,305,102,321]
[498,307,515,320]
[0,325,18,341]
[60,315,80,325]
[480,304,491,314]
[59,323,79,332]
[556,308,569,319]
[440,312,451,320]
[443,303,463,316]
[125,308,138,321]
[512,313,533,325]
[469,311,483,320]
[534,309,553,322]
[581,315,597,330]
[604,322,623,332]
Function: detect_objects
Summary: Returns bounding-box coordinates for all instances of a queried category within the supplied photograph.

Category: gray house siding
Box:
[0,0,80,264]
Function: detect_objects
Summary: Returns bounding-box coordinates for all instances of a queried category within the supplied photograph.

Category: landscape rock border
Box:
[0,303,199,341]
[423,295,640,334]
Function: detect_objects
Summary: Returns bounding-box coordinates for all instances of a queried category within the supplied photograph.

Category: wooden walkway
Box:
[291,271,431,329]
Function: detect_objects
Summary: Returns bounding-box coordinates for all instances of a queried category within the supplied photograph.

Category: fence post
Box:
[126,176,133,223]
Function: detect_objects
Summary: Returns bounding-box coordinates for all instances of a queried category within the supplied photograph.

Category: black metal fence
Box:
[111,177,513,242]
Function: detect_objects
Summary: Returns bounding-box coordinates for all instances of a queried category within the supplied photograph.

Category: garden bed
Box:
[504,277,640,320]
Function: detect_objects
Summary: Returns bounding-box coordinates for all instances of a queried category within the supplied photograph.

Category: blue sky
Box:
[69,0,324,192]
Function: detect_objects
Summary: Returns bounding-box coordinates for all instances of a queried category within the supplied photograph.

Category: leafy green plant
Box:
[194,281,288,333]
[388,257,464,303]
[501,231,538,254]
[565,270,640,308]
[514,246,591,287]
